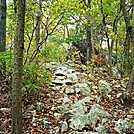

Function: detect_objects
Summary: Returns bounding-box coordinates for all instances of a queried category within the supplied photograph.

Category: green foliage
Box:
[71,51,83,63]
[22,40,67,92]
[23,62,51,91]
[6,2,16,43]
[65,29,85,43]
[40,42,67,63]
[0,51,14,72]
[5,0,134,91]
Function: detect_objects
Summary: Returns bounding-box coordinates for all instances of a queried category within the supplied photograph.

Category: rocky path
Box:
[0,61,134,134]
[43,61,134,134]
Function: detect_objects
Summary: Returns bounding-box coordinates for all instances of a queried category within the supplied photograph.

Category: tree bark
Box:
[121,65,134,106]
[120,0,134,63]
[100,0,113,74]
[12,0,25,134]
[36,0,42,52]
[86,0,92,61]
[0,0,6,80]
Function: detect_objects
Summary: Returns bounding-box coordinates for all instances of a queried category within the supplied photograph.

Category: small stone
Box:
[54,113,61,117]
[69,115,88,130]
[32,117,38,123]
[67,69,75,74]
[56,104,69,113]
[100,118,109,125]
[52,79,64,85]
[51,86,61,90]
[65,88,75,94]
[95,126,105,133]
[0,108,10,113]
[56,75,66,80]
[64,79,73,85]
[127,115,133,119]
[61,120,68,132]
[63,96,72,103]
[53,99,62,103]
[43,118,51,130]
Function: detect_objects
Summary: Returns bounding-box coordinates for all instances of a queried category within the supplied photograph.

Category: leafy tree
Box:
[24,0,65,63]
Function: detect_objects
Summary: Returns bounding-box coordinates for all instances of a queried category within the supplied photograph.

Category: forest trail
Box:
[0,61,134,133]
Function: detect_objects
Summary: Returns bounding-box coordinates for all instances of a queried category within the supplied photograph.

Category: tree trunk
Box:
[100,0,113,74]
[36,0,42,52]
[108,39,113,74]
[12,0,25,133]
[0,0,6,80]
[121,65,134,106]
[86,0,92,61]
[120,0,134,65]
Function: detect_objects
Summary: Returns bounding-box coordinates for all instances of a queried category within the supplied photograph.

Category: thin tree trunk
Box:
[100,0,113,74]
[36,0,42,52]
[86,0,92,61]
[120,0,134,65]
[108,39,113,74]
[0,0,6,80]
[12,0,25,133]
[121,65,134,105]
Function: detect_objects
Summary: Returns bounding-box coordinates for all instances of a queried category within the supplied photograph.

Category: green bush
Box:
[23,62,51,92]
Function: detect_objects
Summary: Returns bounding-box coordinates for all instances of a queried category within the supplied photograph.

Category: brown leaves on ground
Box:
[0,67,133,134]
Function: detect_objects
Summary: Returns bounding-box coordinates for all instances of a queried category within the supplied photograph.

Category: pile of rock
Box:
[43,61,134,133]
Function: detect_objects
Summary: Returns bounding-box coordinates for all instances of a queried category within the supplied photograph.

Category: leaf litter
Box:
[0,63,134,134]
